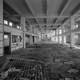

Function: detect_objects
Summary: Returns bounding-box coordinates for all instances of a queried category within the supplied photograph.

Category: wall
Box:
[4,25,23,51]
[52,10,80,49]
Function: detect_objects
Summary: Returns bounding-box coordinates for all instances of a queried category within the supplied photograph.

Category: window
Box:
[72,24,78,30]
[17,25,20,29]
[12,35,22,43]
[75,24,78,28]
[55,37,58,42]
[64,36,66,43]
[4,20,8,25]
[59,29,62,34]
[9,22,13,27]
[12,35,17,43]
[59,36,62,43]
[4,35,8,39]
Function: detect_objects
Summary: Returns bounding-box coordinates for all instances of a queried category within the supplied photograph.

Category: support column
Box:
[30,35,33,45]
[0,0,3,56]
[70,17,75,48]
[21,17,26,48]
[57,29,59,43]
[30,25,33,44]
[55,30,57,43]
[61,26,64,44]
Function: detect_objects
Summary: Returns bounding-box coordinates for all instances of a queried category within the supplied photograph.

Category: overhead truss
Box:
[26,16,70,19]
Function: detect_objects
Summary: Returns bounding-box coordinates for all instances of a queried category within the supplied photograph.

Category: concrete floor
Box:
[0,42,80,79]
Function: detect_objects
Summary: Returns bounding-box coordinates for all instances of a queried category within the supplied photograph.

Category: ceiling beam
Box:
[55,0,72,23]
[4,10,19,17]
[42,0,47,15]
[25,0,40,27]
[26,16,69,18]
[29,23,62,26]
[42,0,47,29]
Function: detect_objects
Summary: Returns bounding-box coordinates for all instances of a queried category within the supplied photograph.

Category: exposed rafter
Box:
[26,16,69,18]
[25,0,40,27]
[42,0,47,28]
[55,0,72,24]
[29,23,62,26]
[71,3,80,15]
[42,0,47,15]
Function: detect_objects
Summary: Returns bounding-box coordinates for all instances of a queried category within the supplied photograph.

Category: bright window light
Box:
[72,24,78,30]
[4,20,8,25]
[75,24,78,28]
[9,22,13,26]
[59,30,62,34]
[17,25,20,29]
[4,35,8,39]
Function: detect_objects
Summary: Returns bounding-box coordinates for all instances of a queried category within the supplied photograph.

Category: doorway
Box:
[4,32,11,55]
[33,36,35,43]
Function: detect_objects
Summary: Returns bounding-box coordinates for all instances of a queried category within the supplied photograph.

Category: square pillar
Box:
[70,17,75,48]
[56,29,59,43]
[29,25,33,44]
[21,17,26,48]
[0,0,3,56]
[30,35,33,45]
[61,26,65,44]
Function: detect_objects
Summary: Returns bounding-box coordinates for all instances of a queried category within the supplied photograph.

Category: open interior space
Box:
[0,0,80,80]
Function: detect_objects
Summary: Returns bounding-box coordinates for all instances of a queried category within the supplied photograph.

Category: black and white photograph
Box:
[0,0,80,80]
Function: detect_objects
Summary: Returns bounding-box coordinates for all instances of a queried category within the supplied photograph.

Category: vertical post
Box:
[61,26,64,45]
[30,35,33,45]
[57,29,59,43]
[55,30,57,43]
[70,17,74,48]
[30,25,33,44]
[0,0,3,56]
[21,17,26,48]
